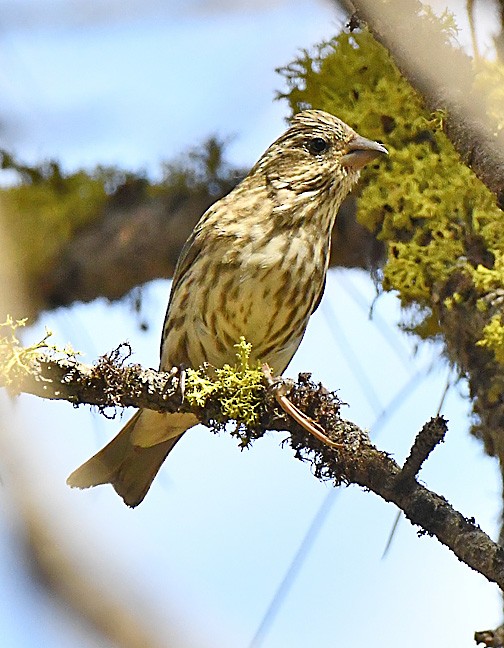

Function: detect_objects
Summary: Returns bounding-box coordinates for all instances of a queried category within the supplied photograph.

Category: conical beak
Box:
[340,135,388,170]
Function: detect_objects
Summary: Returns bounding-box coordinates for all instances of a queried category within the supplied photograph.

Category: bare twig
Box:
[395,415,448,485]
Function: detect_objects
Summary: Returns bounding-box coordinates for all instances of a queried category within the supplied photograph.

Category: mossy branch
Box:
[344,0,504,207]
[1,328,503,592]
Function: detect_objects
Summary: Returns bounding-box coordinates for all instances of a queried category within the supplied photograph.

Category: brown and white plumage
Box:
[67,110,387,506]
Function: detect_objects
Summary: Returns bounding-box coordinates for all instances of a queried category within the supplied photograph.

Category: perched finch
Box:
[67,110,387,506]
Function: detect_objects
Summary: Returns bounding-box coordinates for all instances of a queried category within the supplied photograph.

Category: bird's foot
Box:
[262,364,343,449]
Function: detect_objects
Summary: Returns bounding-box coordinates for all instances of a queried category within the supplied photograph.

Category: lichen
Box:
[0,316,78,390]
[184,337,266,442]
[471,252,504,294]
[278,26,504,362]
[477,315,504,364]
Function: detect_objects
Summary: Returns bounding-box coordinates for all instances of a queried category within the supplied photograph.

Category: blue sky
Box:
[0,0,345,173]
[0,2,502,647]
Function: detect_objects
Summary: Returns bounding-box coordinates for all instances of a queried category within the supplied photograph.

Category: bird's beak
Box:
[340,135,388,170]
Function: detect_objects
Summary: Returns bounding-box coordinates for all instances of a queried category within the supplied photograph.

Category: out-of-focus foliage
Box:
[0,154,110,282]
[156,136,242,199]
[0,138,238,292]
[0,151,147,286]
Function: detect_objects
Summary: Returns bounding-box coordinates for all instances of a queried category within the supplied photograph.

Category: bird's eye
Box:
[307,137,329,155]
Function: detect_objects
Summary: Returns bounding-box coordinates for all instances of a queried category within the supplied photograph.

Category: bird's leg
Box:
[262,364,344,449]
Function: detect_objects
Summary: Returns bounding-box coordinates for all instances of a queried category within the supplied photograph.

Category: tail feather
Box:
[67,410,187,507]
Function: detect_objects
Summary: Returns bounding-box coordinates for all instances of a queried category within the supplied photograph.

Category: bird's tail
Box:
[67,409,196,507]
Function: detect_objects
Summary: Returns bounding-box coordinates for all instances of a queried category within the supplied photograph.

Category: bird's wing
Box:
[159,221,205,358]
[311,274,327,315]
[171,226,202,292]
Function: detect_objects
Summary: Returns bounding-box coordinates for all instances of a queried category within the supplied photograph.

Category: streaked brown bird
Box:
[67,110,387,507]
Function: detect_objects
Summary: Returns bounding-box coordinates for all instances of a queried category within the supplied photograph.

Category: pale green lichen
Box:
[278,25,504,361]
[0,316,78,389]
[184,337,266,438]
[477,315,504,364]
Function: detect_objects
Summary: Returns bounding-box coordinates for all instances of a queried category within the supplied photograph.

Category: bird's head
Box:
[254,109,387,202]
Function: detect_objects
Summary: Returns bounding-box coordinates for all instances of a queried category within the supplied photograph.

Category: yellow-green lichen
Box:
[0,316,78,389]
[184,337,266,436]
[470,252,504,294]
[279,27,504,357]
[477,315,504,364]
[443,292,463,310]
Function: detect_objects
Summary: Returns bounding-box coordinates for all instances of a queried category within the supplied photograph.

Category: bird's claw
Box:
[167,365,187,404]
[262,364,343,450]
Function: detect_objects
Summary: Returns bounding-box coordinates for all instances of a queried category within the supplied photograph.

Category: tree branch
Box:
[30,193,382,317]
[3,350,504,592]
[395,416,447,485]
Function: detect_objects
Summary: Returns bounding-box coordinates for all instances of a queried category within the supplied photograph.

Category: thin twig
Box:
[395,415,448,486]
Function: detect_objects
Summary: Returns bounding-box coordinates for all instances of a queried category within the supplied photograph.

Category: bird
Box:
[67,109,387,507]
